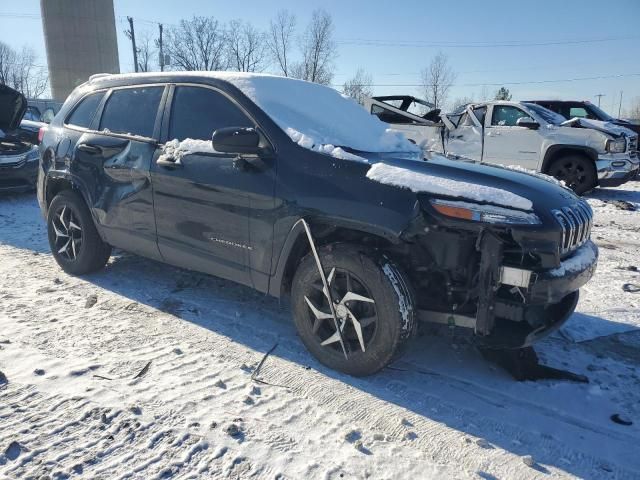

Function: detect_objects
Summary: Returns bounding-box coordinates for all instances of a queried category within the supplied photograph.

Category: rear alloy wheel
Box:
[547,155,596,195]
[291,244,416,376]
[47,190,111,275]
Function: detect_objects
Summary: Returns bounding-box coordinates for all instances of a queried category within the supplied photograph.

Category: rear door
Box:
[151,84,276,288]
[482,104,542,170]
[71,84,166,259]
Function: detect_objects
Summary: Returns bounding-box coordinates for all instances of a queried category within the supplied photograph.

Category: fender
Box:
[541,144,598,173]
[43,169,107,240]
[267,214,409,298]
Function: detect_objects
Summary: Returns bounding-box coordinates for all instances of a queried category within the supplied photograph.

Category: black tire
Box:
[47,190,111,275]
[546,154,597,195]
[291,244,417,376]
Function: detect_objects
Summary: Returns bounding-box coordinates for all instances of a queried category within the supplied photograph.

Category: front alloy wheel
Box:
[291,244,417,376]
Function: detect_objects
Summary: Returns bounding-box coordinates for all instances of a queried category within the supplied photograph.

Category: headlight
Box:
[429,199,541,225]
[606,138,626,153]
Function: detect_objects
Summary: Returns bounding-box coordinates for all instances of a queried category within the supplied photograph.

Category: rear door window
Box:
[99,86,164,138]
[168,86,253,142]
[66,91,105,129]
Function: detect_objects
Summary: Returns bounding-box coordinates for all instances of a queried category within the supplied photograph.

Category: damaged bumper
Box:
[0,151,38,193]
[477,240,598,348]
[596,155,639,187]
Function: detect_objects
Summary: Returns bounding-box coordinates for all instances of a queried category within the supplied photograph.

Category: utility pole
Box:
[618,91,623,118]
[595,93,605,108]
[125,17,139,73]
[158,23,164,72]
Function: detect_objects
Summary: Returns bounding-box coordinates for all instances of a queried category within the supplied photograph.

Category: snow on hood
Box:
[93,72,419,162]
[561,117,637,138]
[366,162,533,211]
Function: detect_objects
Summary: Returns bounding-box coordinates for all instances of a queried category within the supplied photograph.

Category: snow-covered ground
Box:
[0,183,639,479]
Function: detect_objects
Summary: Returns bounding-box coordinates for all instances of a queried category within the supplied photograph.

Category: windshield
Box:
[585,103,615,122]
[523,102,567,125]
[224,73,419,154]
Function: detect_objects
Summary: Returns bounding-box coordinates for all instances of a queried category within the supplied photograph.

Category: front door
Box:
[443,107,483,162]
[151,85,276,287]
[483,104,542,170]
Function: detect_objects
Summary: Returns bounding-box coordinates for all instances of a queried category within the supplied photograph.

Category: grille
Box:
[552,202,593,255]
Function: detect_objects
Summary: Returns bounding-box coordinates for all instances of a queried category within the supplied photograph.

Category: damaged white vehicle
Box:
[364,96,639,194]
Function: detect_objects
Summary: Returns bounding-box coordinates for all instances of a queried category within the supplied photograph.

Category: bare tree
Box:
[227,20,268,72]
[136,32,156,72]
[342,68,373,105]
[451,95,474,111]
[294,9,336,85]
[0,43,48,98]
[267,10,296,77]
[421,52,456,110]
[478,85,490,102]
[0,41,17,85]
[625,96,640,120]
[164,16,228,71]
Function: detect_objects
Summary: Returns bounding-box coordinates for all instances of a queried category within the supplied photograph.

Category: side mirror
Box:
[211,127,260,155]
[516,117,540,130]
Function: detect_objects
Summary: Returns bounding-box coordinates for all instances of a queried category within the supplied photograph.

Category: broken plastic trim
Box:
[295,218,348,359]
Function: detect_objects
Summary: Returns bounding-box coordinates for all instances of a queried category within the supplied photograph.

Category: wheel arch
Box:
[541,145,598,174]
[268,218,400,298]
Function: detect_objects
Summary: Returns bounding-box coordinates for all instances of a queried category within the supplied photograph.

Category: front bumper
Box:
[477,240,598,348]
[596,156,639,187]
[0,154,38,193]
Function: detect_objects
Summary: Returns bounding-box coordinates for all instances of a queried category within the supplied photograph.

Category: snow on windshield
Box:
[366,162,533,211]
[523,103,566,125]
[220,74,420,158]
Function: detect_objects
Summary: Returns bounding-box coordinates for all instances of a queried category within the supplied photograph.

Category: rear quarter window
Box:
[66,91,105,129]
[99,86,164,138]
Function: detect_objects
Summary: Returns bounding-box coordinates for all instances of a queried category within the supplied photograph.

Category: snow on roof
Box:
[95,72,419,160]
[366,162,533,211]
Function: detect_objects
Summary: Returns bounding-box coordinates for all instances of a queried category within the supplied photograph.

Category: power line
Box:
[336,35,640,48]
[331,72,640,88]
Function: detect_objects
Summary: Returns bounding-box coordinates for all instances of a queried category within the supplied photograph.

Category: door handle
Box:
[156,156,182,169]
[487,131,500,137]
[77,143,101,154]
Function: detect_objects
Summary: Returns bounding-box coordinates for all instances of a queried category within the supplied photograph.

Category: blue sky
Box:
[1,0,639,114]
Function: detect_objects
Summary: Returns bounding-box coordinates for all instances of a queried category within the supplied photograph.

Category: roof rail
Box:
[88,73,111,82]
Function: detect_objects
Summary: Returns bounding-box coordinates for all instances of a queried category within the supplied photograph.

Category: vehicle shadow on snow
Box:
[1,193,638,477]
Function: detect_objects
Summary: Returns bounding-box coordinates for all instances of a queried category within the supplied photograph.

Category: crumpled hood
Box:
[365,153,581,215]
[560,117,637,138]
[0,84,27,132]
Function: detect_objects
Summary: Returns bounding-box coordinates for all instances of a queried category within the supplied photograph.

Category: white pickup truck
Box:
[364,96,639,194]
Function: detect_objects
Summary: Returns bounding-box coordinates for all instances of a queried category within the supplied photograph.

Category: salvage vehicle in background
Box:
[526,99,640,143]
[365,97,639,194]
[0,84,41,193]
[39,72,597,375]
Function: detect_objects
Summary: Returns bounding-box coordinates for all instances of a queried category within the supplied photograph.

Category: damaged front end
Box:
[399,196,598,349]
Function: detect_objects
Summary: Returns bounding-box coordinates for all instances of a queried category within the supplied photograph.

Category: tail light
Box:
[38,126,47,144]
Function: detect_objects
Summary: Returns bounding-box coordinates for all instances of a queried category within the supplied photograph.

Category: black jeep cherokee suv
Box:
[38,72,598,376]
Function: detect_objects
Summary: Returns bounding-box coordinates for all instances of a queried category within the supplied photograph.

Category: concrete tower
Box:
[40,0,120,101]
